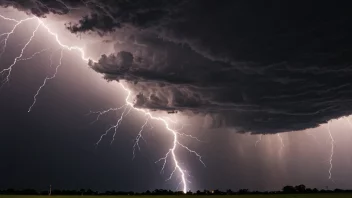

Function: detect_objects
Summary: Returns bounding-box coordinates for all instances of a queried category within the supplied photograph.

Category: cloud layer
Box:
[3,0,352,133]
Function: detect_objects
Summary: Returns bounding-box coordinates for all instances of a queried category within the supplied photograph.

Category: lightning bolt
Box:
[0,15,36,59]
[93,104,127,146]
[0,13,204,192]
[255,134,262,147]
[109,105,128,145]
[345,117,352,128]
[120,84,206,165]
[0,18,39,83]
[89,84,205,192]
[305,130,320,145]
[88,105,126,124]
[90,85,205,192]
[132,117,149,159]
[17,48,51,61]
[277,134,284,153]
[326,121,335,181]
[28,49,63,112]
[176,131,203,142]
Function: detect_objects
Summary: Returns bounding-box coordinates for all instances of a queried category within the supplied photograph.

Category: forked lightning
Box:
[28,49,64,112]
[0,13,204,193]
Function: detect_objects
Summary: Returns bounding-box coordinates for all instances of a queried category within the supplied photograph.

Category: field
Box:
[2,195,352,198]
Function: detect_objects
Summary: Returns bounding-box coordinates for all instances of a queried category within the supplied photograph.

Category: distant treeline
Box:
[1,185,352,195]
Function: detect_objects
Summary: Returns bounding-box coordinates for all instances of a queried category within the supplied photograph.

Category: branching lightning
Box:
[0,15,36,59]
[18,47,51,61]
[0,13,204,193]
[90,104,130,146]
[90,85,205,192]
[88,105,126,124]
[132,117,149,159]
[0,18,39,83]
[109,105,128,145]
[28,48,63,112]
[176,131,203,142]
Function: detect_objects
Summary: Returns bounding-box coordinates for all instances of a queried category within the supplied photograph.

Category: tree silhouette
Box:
[283,185,296,193]
[1,184,352,195]
[295,184,306,193]
[238,189,249,194]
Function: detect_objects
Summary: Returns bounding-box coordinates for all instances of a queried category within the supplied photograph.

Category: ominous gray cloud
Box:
[3,0,352,133]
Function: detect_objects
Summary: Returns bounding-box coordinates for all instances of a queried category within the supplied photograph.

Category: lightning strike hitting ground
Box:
[326,122,335,181]
[255,134,262,147]
[91,84,205,191]
[90,85,205,191]
[0,13,204,193]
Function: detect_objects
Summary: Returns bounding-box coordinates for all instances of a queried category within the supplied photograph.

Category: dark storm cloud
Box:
[0,0,74,16]
[4,0,352,133]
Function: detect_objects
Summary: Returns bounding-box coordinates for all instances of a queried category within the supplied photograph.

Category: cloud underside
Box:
[3,0,352,133]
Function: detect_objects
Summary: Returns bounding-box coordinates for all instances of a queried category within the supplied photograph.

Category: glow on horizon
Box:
[1,9,351,191]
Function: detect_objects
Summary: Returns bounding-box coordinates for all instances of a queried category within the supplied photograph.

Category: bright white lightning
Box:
[132,117,149,159]
[124,106,133,117]
[177,142,205,167]
[28,49,63,112]
[0,12,205,192]
[18,48,51,61]
[120,85,205,189]
[0,12,205,193]
[155,149,170,174]
[90,87,205,191]
[176,131,203,142]
[0,16,36,59]
[326,121,335,181]
[109,105,128,145]
[88,105,126,124]
[0,19,40,83]
[93,104,127,146]
[255,134,262,147]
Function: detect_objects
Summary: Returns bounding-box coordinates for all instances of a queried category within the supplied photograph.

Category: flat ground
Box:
[1,195,352,198]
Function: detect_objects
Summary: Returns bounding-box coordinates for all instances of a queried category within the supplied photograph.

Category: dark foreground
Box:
[2,195,352,198]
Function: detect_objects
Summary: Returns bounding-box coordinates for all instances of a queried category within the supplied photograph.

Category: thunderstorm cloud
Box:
[3,0,352,133]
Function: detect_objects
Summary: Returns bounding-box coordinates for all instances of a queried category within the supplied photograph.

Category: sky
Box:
[1,0,352,193]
